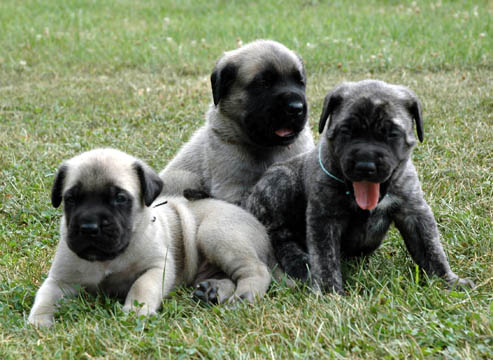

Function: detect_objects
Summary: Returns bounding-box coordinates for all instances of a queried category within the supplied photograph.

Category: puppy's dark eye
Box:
[389,129,402,139]
[64,195,76,205]
[114,193,128,205]
[256,70,277,89]
[293,72,305,86]
[257,78,272,89]
[339,126,352,136]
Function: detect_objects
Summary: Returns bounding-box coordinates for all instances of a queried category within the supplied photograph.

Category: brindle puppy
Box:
[247,80,474,293]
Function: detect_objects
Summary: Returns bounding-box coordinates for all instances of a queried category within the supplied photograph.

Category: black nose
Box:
[80,222,100,236]
[355,161,377,175]
[286,101,304,116]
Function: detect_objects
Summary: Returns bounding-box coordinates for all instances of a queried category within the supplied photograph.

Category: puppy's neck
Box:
[207,106,248,146]
[318,140,345,182]
[131,205,153,234]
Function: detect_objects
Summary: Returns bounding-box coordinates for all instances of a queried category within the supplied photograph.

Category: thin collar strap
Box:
[318,145,344,183]
[318,145,350,195]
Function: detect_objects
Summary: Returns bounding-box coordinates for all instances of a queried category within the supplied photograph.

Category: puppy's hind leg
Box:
[196,222,272,303]
[197,257,271,304]
[229,261,271,303]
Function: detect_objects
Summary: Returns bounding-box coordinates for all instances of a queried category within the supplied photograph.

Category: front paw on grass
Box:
[122,300,157,317]
[446,276,475,291]
[27,313,55,328]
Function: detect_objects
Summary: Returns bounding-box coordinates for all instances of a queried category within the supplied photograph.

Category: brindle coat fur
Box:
[246,80,474,293]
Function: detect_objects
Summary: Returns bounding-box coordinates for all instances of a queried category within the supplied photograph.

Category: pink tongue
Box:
[352,182,380,210]
[275,128,294,137]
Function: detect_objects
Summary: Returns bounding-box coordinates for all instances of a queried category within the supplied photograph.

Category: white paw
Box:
[122,303,156,317]
[227,292,254,305]
[28,313,54,328]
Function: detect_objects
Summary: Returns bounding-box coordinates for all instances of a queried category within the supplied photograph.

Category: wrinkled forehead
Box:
[242,56,302,81]
[63,161,138,196]
[341,91,411,130]
[224,45,303,83]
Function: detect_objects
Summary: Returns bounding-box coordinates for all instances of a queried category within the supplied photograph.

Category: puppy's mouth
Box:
[81,246,114,261]
[78,246,125,262]
[352,181,381,210]
[273,128,300,145]
[70,241,129,262]
[274,128,295,138]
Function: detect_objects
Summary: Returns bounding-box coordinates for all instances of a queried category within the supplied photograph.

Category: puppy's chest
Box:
[346,209,390,233]
[215,157,266,181]
[211,161,267,202]
[97,263,144,296]
[103,262,139,278]
[341,200,395,250]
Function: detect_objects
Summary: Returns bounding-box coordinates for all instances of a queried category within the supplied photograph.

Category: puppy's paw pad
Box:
[193,281,218,304]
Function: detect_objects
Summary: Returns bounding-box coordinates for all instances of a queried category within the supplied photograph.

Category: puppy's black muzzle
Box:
[269,90,308,145]
[243,84,308,147]
[67,207,130,262]
[341,143,395,184]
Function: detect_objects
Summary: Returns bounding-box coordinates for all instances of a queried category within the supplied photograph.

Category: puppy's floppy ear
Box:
[406,93,423,143]
[211,61,237,106]
[51,164,68,208]
[133,162,164,207]
[319,89,344,134]
[397,85,423,142]
[408,99,423,142]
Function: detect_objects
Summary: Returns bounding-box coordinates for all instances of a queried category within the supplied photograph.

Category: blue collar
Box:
[318,145,350,195]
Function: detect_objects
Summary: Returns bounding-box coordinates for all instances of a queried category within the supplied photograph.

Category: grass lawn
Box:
[0,0,492,358]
